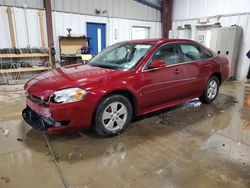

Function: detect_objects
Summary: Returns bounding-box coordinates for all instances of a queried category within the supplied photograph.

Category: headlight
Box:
[50,88,87,104]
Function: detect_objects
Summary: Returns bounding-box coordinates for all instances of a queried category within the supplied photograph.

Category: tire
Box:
[199,76,220,104]
[94,94,133,137]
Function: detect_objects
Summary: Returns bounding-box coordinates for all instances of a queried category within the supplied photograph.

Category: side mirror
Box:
[148,59,166,69]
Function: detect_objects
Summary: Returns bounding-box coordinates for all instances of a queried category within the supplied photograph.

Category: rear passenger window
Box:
[152,45,180,66]
[180,44,203,62]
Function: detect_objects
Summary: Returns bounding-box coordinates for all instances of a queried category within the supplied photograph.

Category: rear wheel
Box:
[199,76,219,104]
[94,95,132,137]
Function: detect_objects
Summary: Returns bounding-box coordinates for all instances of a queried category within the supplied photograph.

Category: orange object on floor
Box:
[245,94,250,107]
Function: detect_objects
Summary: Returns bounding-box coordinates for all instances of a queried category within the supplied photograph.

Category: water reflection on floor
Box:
[0,82,250,188]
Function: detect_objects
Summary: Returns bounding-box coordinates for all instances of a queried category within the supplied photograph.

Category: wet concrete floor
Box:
[0,81,250,188]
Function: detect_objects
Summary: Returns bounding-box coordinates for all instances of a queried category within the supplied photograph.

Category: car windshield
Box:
[89,43,153,70]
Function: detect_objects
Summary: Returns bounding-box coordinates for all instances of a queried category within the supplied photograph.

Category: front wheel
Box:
[94,95,133,137]
[199,76,220,104]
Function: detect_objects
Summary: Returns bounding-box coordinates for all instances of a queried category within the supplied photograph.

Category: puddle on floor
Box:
[0,82,250,188]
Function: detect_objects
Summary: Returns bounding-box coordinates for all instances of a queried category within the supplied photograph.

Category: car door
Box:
[178,43,212,97]
[139,44,185,109]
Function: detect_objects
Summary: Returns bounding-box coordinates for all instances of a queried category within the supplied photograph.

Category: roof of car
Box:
[124,38,196,45]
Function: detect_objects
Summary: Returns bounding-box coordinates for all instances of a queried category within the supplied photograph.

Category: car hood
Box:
[24,65,116,100]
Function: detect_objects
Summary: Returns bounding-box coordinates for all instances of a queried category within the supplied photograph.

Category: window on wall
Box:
[132,27,150,40]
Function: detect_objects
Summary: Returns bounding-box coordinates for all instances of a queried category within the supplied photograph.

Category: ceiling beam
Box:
[134,0,162,10]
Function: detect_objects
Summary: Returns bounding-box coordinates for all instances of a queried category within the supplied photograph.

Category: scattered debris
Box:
[156,168,164,175]
[79,154,84,159]
[222,144,225,147]
[192,101,202,107]
[68,152,74,160]
[5,177,10,183]
[17,138,23,142]
[220,110,225,113]
[0,127,9,137]
[1,176,10,183]
[3,130,9,136]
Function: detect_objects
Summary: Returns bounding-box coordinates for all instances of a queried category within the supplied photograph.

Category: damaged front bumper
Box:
[22,92,94,133]
[22,107,70,131]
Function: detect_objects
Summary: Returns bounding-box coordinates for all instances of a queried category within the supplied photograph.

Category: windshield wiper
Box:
[90,64,119,70]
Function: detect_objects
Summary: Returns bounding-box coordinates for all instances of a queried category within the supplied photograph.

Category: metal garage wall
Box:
[0,6,161,59]
[0,0,161,22]
[0,0,44,9]
[52,0,161,22]
[0,6,47,48]
[52,11,162,59]
[172,0,250,81]
[173,0,250,20]
[0,6,11,48]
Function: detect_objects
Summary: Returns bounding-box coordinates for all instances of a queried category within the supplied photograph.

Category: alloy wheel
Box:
[207,80,218,100]
[102,102,128,131]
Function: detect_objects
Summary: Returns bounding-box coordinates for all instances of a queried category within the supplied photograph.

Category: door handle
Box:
[174,69,181,74]
[204,64,210,68]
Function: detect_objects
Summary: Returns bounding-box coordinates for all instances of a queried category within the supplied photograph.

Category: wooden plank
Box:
[0,67,49,73]
[38,11,46,48]
[6,7,16,48]
[0,53,49,58]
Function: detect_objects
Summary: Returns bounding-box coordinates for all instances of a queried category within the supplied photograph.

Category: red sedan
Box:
[23,39,229,136]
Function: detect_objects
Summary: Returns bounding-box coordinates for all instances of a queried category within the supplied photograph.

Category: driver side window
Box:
[151,44,180,66]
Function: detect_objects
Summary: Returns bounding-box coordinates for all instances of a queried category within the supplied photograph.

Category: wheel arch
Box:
[91,89,138,126]
[210,72,222,85]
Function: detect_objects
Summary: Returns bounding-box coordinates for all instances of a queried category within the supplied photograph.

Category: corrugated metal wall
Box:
[0,6,47,49]
[172,0,250,81]
[0,6,161,59]
[0,0,44,9]
[0,0,161,22]
[173,0,250,21]
[52,11,161,59]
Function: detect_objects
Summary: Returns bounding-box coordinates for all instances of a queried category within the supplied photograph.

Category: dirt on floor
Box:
[0,81,250,188]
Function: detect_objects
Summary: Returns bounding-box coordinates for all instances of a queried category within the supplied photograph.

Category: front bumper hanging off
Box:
[22,107,58,131]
